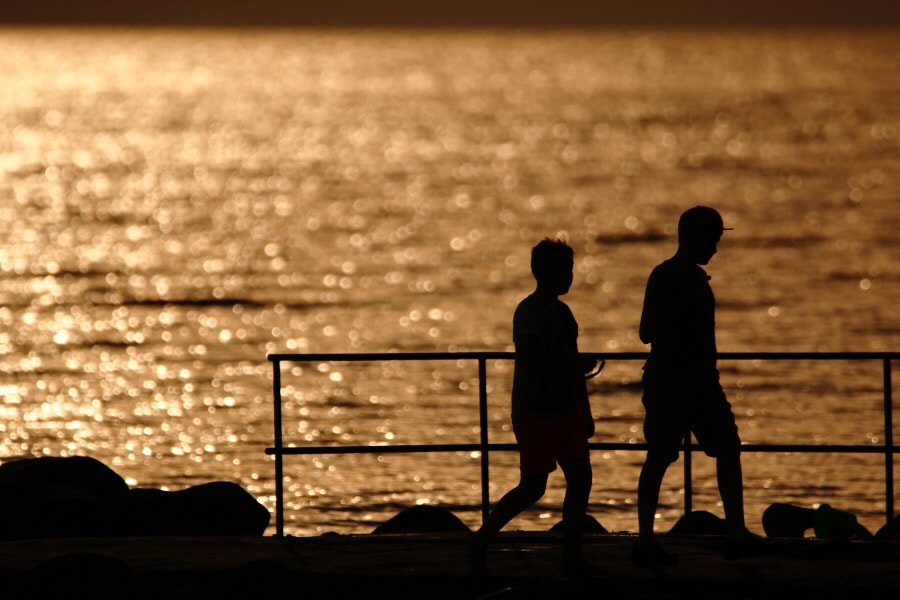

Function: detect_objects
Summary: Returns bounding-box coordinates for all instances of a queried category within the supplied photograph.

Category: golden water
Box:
[0,28,897,535]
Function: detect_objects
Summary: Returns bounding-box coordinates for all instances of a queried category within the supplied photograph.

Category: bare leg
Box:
[475,474,548,539]
[468,474,547,574]
[716,448,767,558]
[560,458,592,562]
[637,451,670,541]
[633,450,679,565]
[716,449,748,540]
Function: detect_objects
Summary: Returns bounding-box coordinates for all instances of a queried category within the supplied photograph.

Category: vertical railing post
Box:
[273,358,284,537]
[884,358,894,523]
[683,431,693,514]
[478,357,490,524]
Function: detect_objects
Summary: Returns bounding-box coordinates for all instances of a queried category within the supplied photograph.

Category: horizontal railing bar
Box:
[718,352,899,360]
[266,443,900,456]
[269,351,899,362]
[269,352,513,362]
[266,443,511,455]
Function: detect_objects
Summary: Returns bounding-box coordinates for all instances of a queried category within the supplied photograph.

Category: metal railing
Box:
[266,351,898,537]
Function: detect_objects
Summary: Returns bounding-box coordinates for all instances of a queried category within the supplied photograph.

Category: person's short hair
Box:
[531,238,574,281]
[678,206,732,242]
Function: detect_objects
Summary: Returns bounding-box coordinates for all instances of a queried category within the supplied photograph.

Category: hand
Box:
[579,355,599,374]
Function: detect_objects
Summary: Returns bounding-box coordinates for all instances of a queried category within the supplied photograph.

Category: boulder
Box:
[114,482,270,536]
[549,514,608,533]
[762,503,816,537]
[668,510,727,535]
[372,505,470,534]
[0,456,129,538]
[0,456,129,499]
[0,457,269,538]
[813,503,871,539]
[762,502,871,539]
[874,514,900,540]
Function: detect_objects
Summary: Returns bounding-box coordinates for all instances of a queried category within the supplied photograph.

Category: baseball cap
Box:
[678,206,733,240]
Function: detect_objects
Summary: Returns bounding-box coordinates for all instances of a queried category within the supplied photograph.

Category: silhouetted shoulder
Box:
[513,294,577,341]
[645,258,707,302]
[650,257,707,285]
[513,294,540,338]
[514,293,540,315]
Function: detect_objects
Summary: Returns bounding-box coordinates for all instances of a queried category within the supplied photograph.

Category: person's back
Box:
[640,255,718,383]
[511,292,581,419]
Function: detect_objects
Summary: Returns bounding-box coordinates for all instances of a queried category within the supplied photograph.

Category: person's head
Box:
[531,238,574,296]
[677,206,732,265]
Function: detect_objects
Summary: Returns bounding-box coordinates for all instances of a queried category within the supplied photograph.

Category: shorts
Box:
[513,407,591,476]
[641,372,740,465]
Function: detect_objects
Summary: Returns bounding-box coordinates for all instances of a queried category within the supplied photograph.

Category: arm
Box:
[577,350,596,438]
[580,382,595,439]
[513,333,575,370]
[514,335,598,373]
[515,334,595,437]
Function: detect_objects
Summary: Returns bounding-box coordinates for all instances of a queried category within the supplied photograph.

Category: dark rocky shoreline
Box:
[0,456,268,539]
[1,457,897,598]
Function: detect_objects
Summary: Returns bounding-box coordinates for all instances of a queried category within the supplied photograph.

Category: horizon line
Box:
[3,1,900,28]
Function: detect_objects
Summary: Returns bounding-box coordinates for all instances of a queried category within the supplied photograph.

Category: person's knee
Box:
[518,475,548,500]
[561,458,591,476]
[645,448,678,470]
[561,459,592,492]
[712,436,742,461]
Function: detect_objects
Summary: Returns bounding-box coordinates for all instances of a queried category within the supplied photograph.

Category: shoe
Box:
[631,539,678,566]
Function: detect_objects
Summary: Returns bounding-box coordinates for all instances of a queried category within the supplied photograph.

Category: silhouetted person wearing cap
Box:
[633,206,757,565]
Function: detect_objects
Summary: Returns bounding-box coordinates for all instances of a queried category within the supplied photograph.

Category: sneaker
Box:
[631,540,678,566]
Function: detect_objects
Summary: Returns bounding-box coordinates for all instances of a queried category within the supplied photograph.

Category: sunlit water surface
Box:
[0,28,897,536]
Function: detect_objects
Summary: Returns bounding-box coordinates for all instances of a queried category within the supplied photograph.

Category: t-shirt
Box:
[641,256,719,383]
[511,293,583,418]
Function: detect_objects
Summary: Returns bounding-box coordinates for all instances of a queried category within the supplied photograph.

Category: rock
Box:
[813,503,871,539]
[874,514,900,540]
[762,503,816,538]
[0,456,129,499]
[549,514,608,533]
[0,457,269,538]
[372,505,470,534]
[762,502,871,539]
[0,456,129,538]
[668,510,727,535]
[115,482,270,536]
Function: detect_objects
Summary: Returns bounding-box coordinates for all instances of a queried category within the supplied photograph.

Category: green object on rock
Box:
[813,504,859,539]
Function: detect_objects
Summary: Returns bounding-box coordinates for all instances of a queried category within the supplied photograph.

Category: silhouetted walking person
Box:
[468,238,598,575]
[633,206,757,565]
